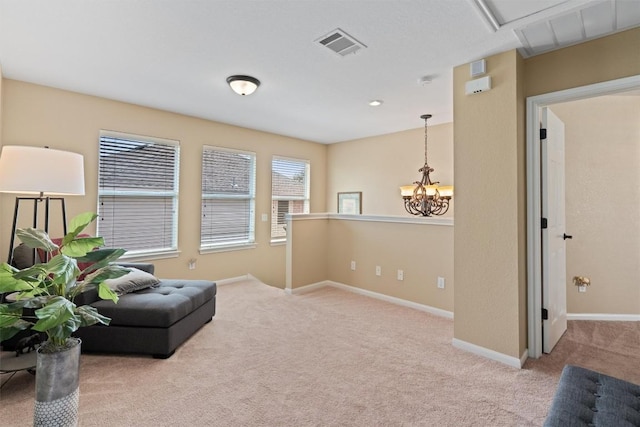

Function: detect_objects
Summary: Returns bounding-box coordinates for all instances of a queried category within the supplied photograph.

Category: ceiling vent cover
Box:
[317,28,367,56]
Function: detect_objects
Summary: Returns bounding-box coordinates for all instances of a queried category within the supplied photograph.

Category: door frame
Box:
[526,74,640,359]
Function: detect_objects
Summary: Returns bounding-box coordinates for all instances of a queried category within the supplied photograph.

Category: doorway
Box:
[526,74,640,359]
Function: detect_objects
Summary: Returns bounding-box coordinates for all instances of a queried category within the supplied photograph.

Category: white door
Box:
[541,107,568,353]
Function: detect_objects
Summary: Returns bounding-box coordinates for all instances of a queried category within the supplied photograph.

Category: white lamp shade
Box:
[438,185,454,197]
[0,146,85,195]
[425,185,438,196]
[400,185,416,197]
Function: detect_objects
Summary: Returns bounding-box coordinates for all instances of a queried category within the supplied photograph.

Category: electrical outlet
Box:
[350,261,356,271]
[579,285,587,293]
[188,259,197,270]
[397,270,404,281]
[437,277,445,289]
[261,213,268,222]
[375,266,381,276]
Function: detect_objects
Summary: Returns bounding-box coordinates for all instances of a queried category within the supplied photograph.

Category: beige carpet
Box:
[1,278,639,426]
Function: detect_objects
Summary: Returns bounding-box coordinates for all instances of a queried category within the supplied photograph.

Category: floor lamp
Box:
[0,146,85,265]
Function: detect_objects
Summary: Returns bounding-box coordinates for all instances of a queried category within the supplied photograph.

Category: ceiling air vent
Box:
[316,28,367,56]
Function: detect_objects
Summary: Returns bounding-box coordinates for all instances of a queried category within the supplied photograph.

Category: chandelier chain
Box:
[424,116,428,167]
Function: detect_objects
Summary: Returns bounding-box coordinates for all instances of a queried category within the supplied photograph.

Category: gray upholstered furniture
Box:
[544,365,640,426]
[73,263,216,359]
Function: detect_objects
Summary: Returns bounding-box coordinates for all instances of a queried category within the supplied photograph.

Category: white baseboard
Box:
[215,274,251,286]
[520,348,529,367]
[568,313,640,321]
[452,338,525,369]
[287,280,453,319]
[288,281,529,368]
[285,281,327,295]
[327,281,454,319]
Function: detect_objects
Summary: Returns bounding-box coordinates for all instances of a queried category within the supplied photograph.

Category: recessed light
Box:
[369,100,383,107]
[418,76,432,86]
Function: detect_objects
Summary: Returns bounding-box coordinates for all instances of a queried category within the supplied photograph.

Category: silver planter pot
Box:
[34,338,81,427]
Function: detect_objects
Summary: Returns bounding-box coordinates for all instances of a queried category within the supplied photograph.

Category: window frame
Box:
[97,130,180,260]
[271,155,310,243]
[200,145,257,253]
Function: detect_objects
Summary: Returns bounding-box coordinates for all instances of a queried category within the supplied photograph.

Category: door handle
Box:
[563,233,573,240]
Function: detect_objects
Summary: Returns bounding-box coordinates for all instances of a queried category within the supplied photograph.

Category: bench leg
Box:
[152,350,175,359]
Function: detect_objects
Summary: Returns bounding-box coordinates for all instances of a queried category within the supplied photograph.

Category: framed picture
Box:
[337,192,362,214]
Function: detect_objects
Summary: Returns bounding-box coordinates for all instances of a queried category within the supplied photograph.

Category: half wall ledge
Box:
[287,212,454,226]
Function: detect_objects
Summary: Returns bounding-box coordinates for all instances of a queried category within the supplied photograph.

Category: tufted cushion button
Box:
[593,393,600,397]
[591,407,598,412]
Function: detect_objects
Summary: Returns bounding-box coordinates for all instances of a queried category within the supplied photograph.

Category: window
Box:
[271,156,310,240]
[201,146,256,250]
[97,131,180,258]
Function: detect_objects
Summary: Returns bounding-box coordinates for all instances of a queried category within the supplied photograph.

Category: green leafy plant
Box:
[0,212,129,352]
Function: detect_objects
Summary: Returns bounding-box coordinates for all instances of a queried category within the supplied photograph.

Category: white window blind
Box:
[271,156,310,240]
[97,131,180,256]
[201,146,256,249]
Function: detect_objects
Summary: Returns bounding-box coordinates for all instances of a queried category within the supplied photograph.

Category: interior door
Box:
[542,107,568,353]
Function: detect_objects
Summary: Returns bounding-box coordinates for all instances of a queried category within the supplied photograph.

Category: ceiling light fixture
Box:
[226,75,260,96]
[368,100,383,107]
[400,114,453,216]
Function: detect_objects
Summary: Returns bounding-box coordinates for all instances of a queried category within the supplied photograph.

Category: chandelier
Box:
[400,114,453,216]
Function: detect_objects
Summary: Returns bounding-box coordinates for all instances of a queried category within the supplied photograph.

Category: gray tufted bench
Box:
[74,264,216,359]
[544,365,640,426]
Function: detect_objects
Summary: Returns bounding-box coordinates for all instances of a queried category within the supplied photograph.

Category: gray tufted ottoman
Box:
[544,365,640,426]
[74,267,216,359]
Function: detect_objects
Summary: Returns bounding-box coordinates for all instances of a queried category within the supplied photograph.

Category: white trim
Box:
[520,349,529,367]
[452,338,525,369]
[285,280,328,295]
[568,313,640,321]
[526,75,640,360]
[120,249,181,262]
[99,129,180,146]
[286,280,454,318]
[214,274,252,286]
[287,212,453,226]
[327,281,453,318]
[199,243,257,254]
[287,213,329,221]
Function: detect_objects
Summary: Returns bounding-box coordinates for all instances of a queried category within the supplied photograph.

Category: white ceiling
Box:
[0,0,638,144]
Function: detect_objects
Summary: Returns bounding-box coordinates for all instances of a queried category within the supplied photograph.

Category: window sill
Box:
[199,243,257,254]
[270,239,286,246]
[119,249,181,262]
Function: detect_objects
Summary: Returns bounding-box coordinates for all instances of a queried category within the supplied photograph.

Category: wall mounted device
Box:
[465,76,492,95]
[470,59,486,77]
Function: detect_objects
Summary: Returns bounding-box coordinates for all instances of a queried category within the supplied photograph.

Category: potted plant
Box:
[0,212,129,426]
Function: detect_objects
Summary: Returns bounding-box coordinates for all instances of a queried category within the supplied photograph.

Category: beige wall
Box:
[327,123,454,217]
[551,95,640,315]
[0,79,328,287]
[322,114,454,312]
[525,28,640,98]
[287,215,454,313]
[453,50,525,358]
[327,219,453,312]
[288,217,329,288]
[452,27,640,361]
